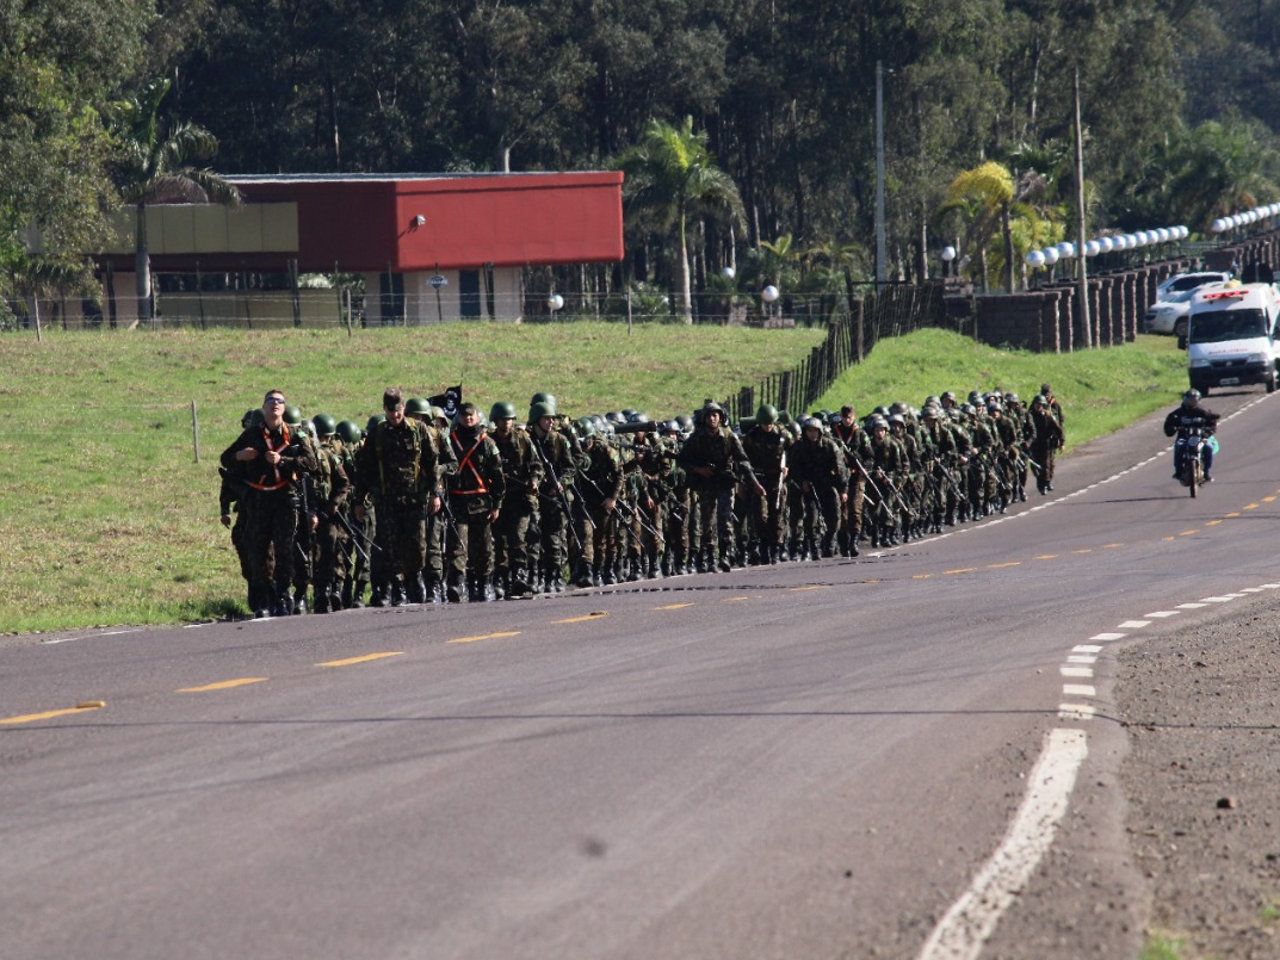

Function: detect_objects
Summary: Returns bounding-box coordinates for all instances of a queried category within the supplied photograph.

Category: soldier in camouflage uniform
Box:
[489,401,542,599]
[678,401,763,572]
[283,406,323,613]
[447,402,506,602]
[309,413,351,613]
[864,416,906,547]
[660,421,691,575]
[406,397,457,603]
[740,404,791,564]
[527,398,578,593]
[333,419,367,607]
[353,388,445,606]
[575,419,625,585]
[789,415,849,558]
[220,389,318,618]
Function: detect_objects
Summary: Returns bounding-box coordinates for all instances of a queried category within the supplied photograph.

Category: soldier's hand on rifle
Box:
[310,513,319,532]
[220,513,232,528]
[604,496,616,514]
[488,506,500,523]
[753,480,766,497]
[429,494,442,515]
[235,447,259,462]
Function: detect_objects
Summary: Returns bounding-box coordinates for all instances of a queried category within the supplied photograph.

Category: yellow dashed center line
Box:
[655,602,694,610]
[1206,519,1222,526]
[1225,512,1241,518]
[722,596,751,603]
[1244,503,1259,511]
[1263,496,1276,503]
[1072,548,1092,554]
[789,585,829,592]
[987,562,1022,569]
[944,567,976,574]
[1179,530,1199,536]
[317,652,404,668]
[1035,554,1058,560]
[448,631,520,645]
[1,703,105,725]
[1103,543,1125,549]
[912,573,933,579]
[554,612,610,624]
[177,678,268,693]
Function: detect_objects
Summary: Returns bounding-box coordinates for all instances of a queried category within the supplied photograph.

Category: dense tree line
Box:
[3,0,1279,307]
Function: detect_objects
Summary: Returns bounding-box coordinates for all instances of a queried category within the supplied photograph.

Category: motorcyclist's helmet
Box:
[1182,389,1201,407]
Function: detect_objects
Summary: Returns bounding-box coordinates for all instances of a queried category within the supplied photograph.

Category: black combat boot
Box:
[390,579,406,607]
[406,573,426,604]
[446,574,465,604]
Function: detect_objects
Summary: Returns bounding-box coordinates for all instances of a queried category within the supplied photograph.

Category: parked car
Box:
[1156,271,1231,300]
[1145,287,1197,335]
[1146,272,1232,337]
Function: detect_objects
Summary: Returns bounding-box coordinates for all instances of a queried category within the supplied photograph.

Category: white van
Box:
[1186,281,1280,395]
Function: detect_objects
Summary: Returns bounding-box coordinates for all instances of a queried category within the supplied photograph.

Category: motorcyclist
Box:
[1163,389,1220,482]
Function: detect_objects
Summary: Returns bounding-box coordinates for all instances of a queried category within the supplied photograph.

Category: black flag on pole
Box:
[428,385,462,419]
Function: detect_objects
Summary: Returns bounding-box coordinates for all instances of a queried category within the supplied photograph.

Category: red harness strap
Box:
[451,431,489,494]
[247,424,292,491]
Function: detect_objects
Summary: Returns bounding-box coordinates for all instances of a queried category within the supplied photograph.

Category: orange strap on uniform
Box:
[452,432,489,494]
[246,424,291,491]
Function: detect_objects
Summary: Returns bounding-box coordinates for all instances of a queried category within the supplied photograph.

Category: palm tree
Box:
[114,77,240,324]
[616,117,745,324]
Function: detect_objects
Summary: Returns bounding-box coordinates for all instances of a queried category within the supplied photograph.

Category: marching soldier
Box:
[220,389,318,618]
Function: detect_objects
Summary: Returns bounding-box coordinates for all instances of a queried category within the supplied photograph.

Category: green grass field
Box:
[0,323,1187,633]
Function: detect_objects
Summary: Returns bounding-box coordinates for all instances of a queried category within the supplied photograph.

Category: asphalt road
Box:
[4,388,1277,960]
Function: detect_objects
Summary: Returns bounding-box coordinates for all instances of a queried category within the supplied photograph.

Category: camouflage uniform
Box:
[677,402,759,572]
[220,397,318,617]
[354,409,444,605]
[447,411,506,601]
[740,413,791,564]
[789,419,849,558]
[490,409,542,598]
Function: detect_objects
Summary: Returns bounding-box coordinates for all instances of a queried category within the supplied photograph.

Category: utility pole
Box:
[875,61,887,290]
[1074,65,1092,348]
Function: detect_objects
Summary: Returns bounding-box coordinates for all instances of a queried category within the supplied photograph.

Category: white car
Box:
[1145,288,1197,335]
[1156,271,1231,301]
[1146,272,1232,336]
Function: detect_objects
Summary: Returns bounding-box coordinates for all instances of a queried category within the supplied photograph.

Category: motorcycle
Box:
[1175,426,1215,498]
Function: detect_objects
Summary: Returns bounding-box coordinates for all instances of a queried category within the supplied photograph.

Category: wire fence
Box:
[717,282,957,421]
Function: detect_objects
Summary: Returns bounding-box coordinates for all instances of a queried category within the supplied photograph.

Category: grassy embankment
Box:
[0,325,1186,633]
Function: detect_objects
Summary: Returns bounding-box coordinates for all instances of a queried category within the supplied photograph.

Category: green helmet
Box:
[312,413,336,437]
[291,420,311,438]
[336,420,362,445]
[283,405,303,426]
[367,412,386,433]
[490,401,517,422]
[755,404,779,425]
[242,408,264,429]
[576,417,597,439]
[528,401,556,422]
[530,392,557,413]
[405,397,432,417]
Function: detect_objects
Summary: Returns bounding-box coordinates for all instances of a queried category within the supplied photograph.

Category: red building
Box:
[92,171,624,326]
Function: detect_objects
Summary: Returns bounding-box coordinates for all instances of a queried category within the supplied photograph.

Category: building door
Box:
[459,269,481,319]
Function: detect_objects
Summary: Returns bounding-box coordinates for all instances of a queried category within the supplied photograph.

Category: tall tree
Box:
[616,116,746,324]
[113,77,240,324]
[0,0,153,291]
